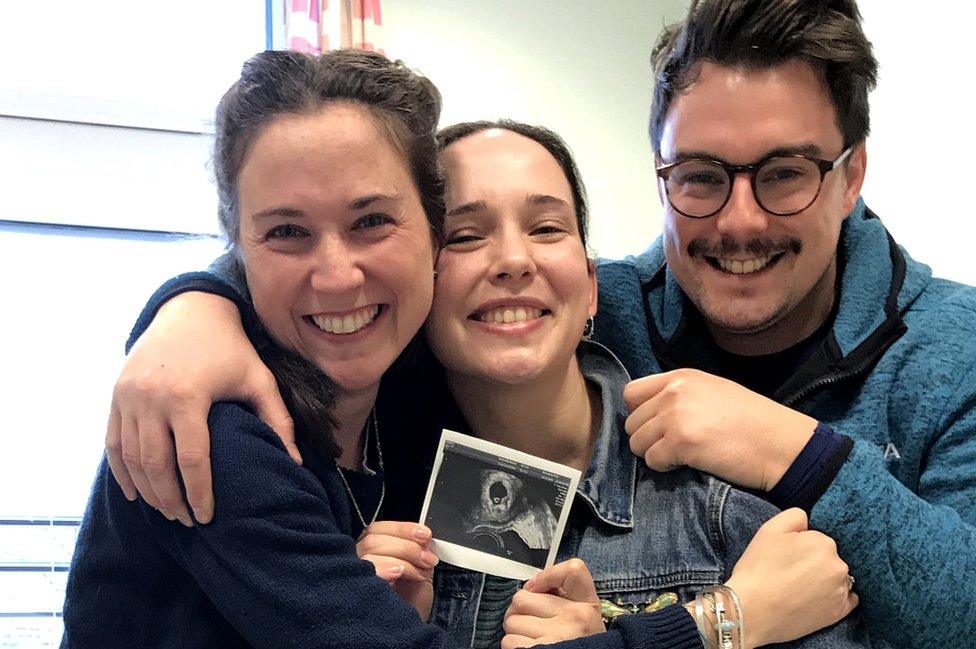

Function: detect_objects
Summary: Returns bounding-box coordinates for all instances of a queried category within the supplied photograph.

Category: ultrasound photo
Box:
[420,430,580,579]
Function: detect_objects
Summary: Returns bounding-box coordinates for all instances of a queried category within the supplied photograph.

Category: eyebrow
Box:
[349,193,401,210]
[667,143,826,165]
[526,194,571,209]
[445,200,488,219]
[445,194,571,220]
[250,206,304,220]
[250,194,401,220]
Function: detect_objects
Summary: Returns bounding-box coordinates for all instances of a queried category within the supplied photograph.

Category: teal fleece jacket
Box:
[593,199,976,648]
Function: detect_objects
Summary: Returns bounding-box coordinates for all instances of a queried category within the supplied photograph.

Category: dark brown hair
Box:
[212,49,446,458]
[649,0,878,155]
[437,120,590,251]
[214,48,444,247]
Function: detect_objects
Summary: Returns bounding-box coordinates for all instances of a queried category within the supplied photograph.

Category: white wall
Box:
[858,1,976,285]
[382,0,688,259]
[384,1,976,285]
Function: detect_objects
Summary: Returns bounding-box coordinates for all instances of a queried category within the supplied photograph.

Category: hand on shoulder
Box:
[105,291,295,525]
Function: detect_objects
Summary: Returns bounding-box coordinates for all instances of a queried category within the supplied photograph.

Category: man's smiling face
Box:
[657,59,866,354]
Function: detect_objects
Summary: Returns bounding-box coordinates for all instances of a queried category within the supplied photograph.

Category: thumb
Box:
[247,372,301,465]
[525,559,599,603]
[622,373,667,411]
[757,507,808,536]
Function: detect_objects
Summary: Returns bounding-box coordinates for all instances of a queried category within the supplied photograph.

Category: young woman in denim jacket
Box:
[356,120,866,649]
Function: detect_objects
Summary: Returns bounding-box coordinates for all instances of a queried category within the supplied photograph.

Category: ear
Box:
[587,258,599,318]
[841,142,867,214]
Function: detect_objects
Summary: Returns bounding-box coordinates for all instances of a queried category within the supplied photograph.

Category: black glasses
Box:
[655,147,853,218]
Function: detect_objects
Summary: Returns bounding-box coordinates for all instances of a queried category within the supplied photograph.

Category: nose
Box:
[488,226,536,284]
[714,174,770,237]
[308,236,365,294]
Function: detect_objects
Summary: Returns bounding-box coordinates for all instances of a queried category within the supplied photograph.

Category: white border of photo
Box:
[419,430,582,581]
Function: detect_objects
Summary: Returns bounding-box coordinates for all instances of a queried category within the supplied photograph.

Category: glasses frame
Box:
[655,146,853,218]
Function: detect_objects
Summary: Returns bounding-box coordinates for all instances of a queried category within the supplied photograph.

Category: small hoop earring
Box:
[582,316,595,341]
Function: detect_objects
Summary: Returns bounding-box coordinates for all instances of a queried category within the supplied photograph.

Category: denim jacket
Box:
[430,342,869,648]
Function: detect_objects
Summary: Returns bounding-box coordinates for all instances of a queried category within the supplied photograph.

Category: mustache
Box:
[687,235,802,258]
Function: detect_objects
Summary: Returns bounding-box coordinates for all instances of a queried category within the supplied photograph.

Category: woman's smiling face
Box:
[426,128,596,386]
[237,103,436,395]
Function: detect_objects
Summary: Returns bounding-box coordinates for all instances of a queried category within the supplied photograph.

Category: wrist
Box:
[721,578,761,649]
[762,412,818,491]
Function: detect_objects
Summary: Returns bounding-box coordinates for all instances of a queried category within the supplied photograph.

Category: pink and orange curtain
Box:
[284,0,384,55]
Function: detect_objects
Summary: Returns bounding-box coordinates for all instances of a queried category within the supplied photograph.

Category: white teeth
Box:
[717,256,772,275]
[478,306,543,324]
[311,305,380,334]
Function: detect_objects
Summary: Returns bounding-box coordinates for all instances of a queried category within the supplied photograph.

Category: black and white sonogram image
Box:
[423,439,571,569]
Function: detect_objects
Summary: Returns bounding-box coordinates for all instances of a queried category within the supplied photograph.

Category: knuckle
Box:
[821,535,838,553]
[156,495,182,512]
[662,381,683,399]
[114,374,143,400]
[628,435,644,454]
[176,448,209,470]
[129,375,194,407]
[120,449,142,468]
[645,451,667,470]
[363,522,380,537]
[253,367,280,391]
[163,375,194,398]
[362,535,387,555]
[126,374,168,401]
[359,535,378,553]
[140,453,173,476]
[503,616,526,638]
[566,557,586,575]
[105,435,123,454]
[511,590,529,610]
[788,507,809,527]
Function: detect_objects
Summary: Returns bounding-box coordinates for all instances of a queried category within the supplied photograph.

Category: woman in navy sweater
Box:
[61,49,699,649]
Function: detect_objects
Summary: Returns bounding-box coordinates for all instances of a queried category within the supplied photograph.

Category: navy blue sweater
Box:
[61,402,699,648]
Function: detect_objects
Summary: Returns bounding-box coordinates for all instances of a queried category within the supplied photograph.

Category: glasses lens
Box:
[755,157,821,215]
[664,160,730,217]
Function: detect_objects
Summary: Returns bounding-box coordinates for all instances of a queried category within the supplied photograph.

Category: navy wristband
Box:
[614,603,704,649]
[768,422,852,512]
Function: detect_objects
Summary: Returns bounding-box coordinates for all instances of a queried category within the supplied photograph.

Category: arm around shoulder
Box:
[106,258,293,525]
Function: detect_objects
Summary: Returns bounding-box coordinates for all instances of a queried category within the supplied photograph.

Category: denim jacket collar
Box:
[575,340,638,530]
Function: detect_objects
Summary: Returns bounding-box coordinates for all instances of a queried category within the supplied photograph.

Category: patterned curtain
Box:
[284,0,384,55]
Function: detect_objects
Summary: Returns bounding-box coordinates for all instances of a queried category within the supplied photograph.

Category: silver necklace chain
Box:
[335,409,385,530]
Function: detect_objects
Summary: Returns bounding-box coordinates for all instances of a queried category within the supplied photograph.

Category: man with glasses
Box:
[601,0,976,645]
